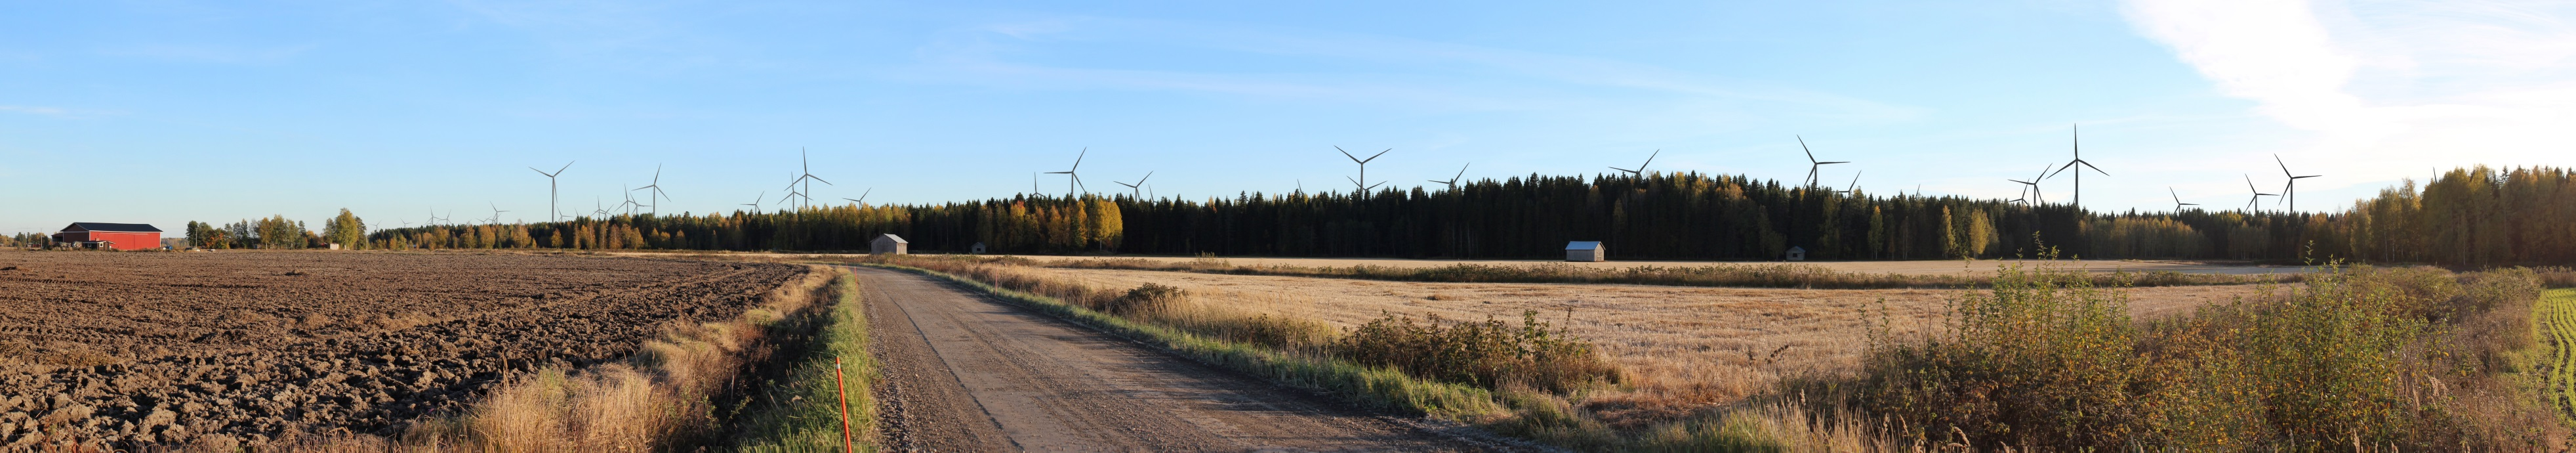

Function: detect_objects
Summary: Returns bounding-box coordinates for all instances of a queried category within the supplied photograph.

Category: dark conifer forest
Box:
[366,165,2576,267]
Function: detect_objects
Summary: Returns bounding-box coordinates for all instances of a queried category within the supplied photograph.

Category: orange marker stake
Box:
[834,356,855,452]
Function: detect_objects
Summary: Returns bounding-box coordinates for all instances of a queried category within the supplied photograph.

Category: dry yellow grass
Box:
[1025,266,2268,425]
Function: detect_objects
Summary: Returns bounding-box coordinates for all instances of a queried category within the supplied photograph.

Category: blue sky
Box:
[5,0,2571,233]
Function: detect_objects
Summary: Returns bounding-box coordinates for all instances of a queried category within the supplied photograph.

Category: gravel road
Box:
[853,267,1503,452]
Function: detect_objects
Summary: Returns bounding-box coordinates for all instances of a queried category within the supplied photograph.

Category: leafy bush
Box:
[1334,311,1622,394]
[1846,263,2563,450]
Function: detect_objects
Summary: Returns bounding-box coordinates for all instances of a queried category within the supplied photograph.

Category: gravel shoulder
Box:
[854,267,1496,452]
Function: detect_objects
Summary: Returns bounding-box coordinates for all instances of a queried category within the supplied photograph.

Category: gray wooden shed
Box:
[871,234,909,255]
[1786,246,1807,261]
[1565,241,1604,262]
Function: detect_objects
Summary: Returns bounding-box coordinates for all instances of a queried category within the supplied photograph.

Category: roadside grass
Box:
[1044,256,2297,290]
[295,266,841,451]
[2543,288,2576,420]
[732,271,878,452]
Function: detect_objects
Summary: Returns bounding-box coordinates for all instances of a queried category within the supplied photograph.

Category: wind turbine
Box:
[593,197,609,218]
[487,202,509,225]
[1796,136,1848,189]
[2170,187,2199,211]
[2007,164,2051,205]
[2243,175,2277,212]
[632,164,670,216]
[2273,155,2321,212]
[842,188,873,207]
[1336,146,1391,194]
[2045,124,2107,207]
[788,150,832,211]
[1428,163,1470,190]
[743,192,765,211]
[1843,171,1863,196]
[529,162,573,221]
[619,185,641,217]
[1113,171,1153,199]
[1044,148,1088,197]
[1608,150,1658,179]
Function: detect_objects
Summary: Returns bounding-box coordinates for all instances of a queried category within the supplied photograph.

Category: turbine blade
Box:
[1337,146,1360,163]
[2081,160,2106,175]
[1454,163,1469,180]
[2276,154,2292,177]
[558,162,573,173]
[1798,135,1816,163]
[1071,148,1086,171]
[1364,148,1390,163]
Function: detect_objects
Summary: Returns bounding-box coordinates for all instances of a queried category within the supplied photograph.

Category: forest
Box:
[359,165,2576,267]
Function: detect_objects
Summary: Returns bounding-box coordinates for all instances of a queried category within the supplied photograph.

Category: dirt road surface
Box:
[853,267,1503,452]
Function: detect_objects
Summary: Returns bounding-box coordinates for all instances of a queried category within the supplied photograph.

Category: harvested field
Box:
[1026,255,2301,276]
[1023,265,2271,423]
[0,250,806,448]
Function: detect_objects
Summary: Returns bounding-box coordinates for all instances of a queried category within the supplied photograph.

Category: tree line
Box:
[348,165,2571,266]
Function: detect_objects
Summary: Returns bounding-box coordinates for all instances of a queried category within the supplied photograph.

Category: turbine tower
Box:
[529,161,573,221]
[2243,174,2277,212]
[2273,155,2321,212]
[1336,146,1391,194]
[1429,163,1469,191]
[2045,124,2107,208]
[1044,148,1088,197]
[1796,136,1848,189]
[1608,150,1658,179]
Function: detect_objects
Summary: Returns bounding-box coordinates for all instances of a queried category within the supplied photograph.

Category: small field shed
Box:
[1786,246,1807,261]
[1565,241,1604,262]
[54,223,163,251]
[871,234,909,255]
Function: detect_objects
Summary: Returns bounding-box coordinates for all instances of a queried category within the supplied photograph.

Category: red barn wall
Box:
[93,232,161,250]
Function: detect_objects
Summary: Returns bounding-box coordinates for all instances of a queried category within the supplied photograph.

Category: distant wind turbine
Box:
[1336,146,1391,194]
[1796,136,1848,189]
[1608,150,1658,179]
[1113,171,1153,199]
[529,161,573,221]
[2243,175,2277,212]
[632,164,670,216]
[2044,125,2107,207]
[842,188,873,207]
[788,149,832,211]
[487,202,509,225]
[743,192,765,211]
[2007,164,2051,205]
[1044,148,1088,197]
[2170,187,2199,211]
[1843,171,1863,196]
[2273,155,2321,212]
[1428,163,1469,190]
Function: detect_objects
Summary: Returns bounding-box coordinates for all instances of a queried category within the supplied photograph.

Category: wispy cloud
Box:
[2123,0,2576,186]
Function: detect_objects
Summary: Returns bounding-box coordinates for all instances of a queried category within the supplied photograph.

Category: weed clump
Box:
[1334,311,1621,394]
[1104,283,1186,316]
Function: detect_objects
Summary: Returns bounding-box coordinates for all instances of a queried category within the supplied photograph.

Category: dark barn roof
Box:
[62,223,163,233]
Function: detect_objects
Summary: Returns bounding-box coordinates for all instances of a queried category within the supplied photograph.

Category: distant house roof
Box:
[872,234,908,244]
[1787,246,1806,253]
[62,223,162,233]
[1565,241,1601,250]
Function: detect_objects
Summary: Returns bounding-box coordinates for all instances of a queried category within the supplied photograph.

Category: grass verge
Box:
[732,271,878,452]
[289,265,840,451]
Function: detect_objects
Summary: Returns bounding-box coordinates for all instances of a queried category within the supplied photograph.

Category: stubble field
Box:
[1025,265,2272,423]
[0,251,805,448]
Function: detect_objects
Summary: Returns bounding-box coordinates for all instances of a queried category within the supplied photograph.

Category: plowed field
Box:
[0,251,806,448]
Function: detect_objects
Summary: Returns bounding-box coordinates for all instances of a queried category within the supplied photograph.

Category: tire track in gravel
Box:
[855,267,1505,452]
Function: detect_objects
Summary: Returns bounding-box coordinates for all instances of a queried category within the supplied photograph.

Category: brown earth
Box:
[854,267,1508,451]
[0,250,805,449]
[1021,266,2276,424]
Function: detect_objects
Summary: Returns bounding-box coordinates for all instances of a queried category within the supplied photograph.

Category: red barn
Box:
[54,223,165,251]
